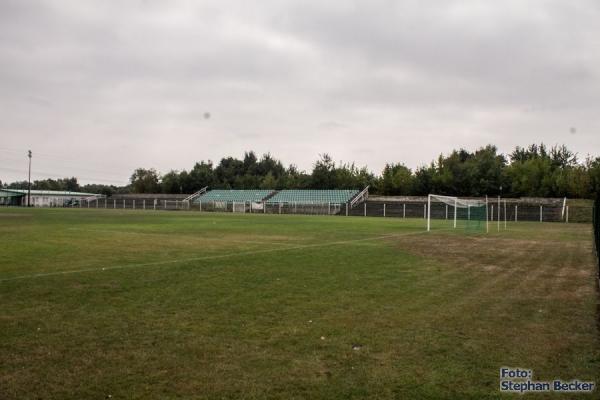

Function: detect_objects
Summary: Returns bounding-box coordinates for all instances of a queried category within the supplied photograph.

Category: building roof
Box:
[0,189,99,197]
[0,189,24,197]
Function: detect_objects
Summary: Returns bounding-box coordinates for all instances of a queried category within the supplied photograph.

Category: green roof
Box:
[0,189,24,197]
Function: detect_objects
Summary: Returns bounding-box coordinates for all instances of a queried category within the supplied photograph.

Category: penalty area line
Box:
[0,230,428,282]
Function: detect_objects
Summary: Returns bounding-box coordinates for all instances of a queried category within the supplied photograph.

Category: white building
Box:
[0,189,101,207]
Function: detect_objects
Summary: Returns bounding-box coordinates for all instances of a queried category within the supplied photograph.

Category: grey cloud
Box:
[0,0,599,184]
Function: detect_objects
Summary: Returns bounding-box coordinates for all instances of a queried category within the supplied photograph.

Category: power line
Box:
[27,150,32,207]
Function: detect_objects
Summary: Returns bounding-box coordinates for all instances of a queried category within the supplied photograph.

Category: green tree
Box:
[160,170,181,193]
[585,157,600,197]
[260,172,277,189]
[215,157,245,188]
[311,154,336,189]
[242,151,258,175]
[81,184,117,196]
[130,168,160,193]
[6,180,30,189]
[379,163,413,195]
[412,164,435,195]
[187,161,215,190]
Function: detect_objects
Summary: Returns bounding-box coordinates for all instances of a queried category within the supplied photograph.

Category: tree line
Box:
[2,144,600,198]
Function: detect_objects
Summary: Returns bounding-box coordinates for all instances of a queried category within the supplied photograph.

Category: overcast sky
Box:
[1,0,599,185]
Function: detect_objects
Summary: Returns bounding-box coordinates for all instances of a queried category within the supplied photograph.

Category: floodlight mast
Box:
[27,150,32,207]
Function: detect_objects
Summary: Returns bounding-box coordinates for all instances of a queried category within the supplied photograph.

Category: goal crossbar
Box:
[428,194,486,208]
[427,194,487,232]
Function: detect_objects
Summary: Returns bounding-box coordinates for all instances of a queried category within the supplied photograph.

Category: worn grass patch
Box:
[0,208,599,399]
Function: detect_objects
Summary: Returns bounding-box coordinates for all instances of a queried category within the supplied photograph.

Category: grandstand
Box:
[191,188,363,215]
[194,189,274,203]
[267,189,358,204]
[56,189,364,214]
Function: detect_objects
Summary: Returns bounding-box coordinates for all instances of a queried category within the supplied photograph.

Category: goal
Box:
[427,194,488,232]
[232,201,247,213]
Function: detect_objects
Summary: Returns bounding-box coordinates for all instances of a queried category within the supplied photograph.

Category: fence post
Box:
[445,204,448,219]
[364,202,367,217]
[113,199,116,209]
[123,199,125,209]
[164,200,166,210]
[133,200,136,209]
[383,203,386,217]
[87,200,89,208]
[540,205,543,222]
[279,202,282,214]
[328,202,331,215]
[566,206,569,223]
[346,203,348,216]
[423,203,426,219]
[263,201,266,214]
[491,205,494,221]
[515,205,518,221]
[403,203,406,219]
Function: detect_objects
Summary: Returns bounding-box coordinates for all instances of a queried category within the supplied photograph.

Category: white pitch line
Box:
[66,227,293,246]
[0,230,428,282]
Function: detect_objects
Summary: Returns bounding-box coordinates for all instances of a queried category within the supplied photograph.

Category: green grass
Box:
[1,208,599,399]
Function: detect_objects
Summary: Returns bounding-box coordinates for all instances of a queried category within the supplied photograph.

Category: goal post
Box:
[232,201,247,213]
[427,194,487,232]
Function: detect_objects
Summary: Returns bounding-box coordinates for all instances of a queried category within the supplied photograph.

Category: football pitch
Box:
[1,208,599,399]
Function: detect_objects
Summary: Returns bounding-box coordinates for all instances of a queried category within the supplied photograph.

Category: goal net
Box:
[427,194,487,232]
[232,201,247,213]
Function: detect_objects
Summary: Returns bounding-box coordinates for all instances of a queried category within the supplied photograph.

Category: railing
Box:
[183,187,208,203]
[84,195,104,201]
[350,186,369,208]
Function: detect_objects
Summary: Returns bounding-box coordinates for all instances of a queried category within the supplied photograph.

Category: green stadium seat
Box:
[194,190,274,203]
[267,190,358,204]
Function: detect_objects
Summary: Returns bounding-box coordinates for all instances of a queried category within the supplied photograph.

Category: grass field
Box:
[1,208,599,399]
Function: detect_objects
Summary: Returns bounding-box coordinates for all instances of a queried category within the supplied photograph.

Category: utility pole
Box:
[27,150,32,207]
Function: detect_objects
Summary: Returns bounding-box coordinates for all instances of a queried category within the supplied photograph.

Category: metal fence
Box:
[196,201,343,215]
[66,198,192,211]
[348,201,592,223]
[10,196,593,223]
